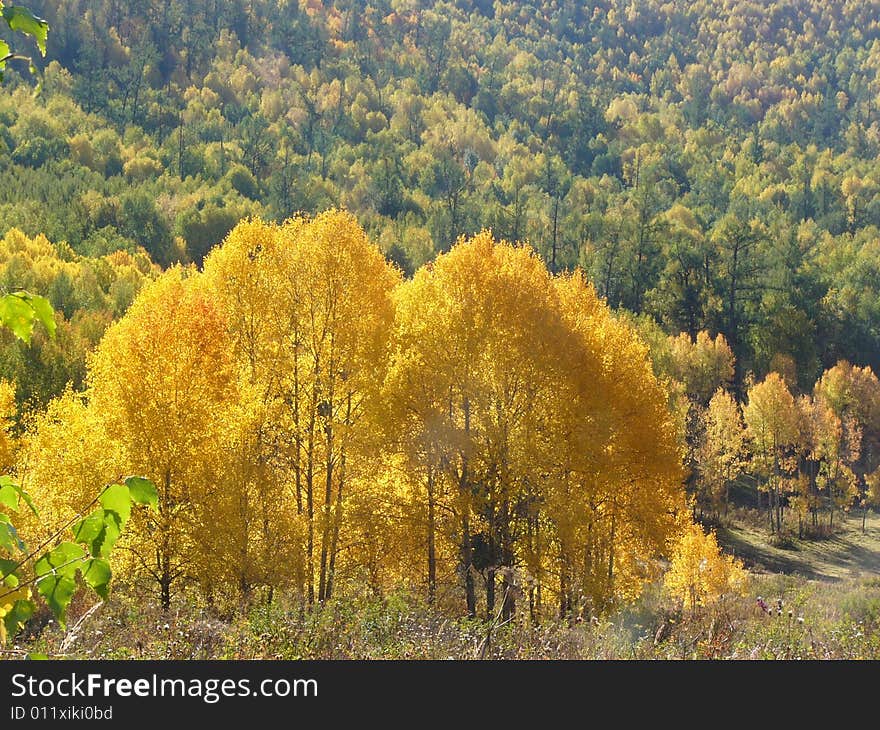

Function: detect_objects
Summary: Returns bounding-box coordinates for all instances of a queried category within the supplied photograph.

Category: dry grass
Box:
[8,508,880,660]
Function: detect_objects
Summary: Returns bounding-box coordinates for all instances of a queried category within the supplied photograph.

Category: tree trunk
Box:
[293,341,303,516]
[607,508,616,605]
[306,405,316,605]
[427,465,436,604]
[326,393,351,601]
[462,510,476,618]
[318,407,333,602]
[460,398,476,617]
[160,468,173,610]
[501,569,515,622]
[486,567,495,621]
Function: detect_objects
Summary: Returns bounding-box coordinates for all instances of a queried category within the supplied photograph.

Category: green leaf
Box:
[95,510,122,558]
[26,652,48,660]
[35,573,76,625]
[0,483,17,512]
[81,558,111,600]
[0,519,24,553]
[125,476,158,512]
[22,293,55,339]
[99,483,131,527]
[12,484,36,516]
[0,557,18,581]
[34,542,84,579]
[0,39,10,59]
[0,293,36,343]
[34,542,85,626]
[2,6,48,56]
[4,598,34,640]
[72,509,104,554]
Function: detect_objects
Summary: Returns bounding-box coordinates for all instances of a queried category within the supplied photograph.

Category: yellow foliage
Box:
[696,388,747,515]
[202,210,400,602]
[664,521,748,613]
[667,330,735,404]
[384,234,685,615]
[743,372,800,457]
[0,380,17,471]
[13,214,690,618]
[88,267,236,604]
[16,388,122,548]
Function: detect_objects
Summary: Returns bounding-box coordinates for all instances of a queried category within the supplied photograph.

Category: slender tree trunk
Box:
[460,398,476,618]
[462,510,475,617]
[500,497,515,622]
[293,337,303,516]
[559,553,568,619]
[306,390,316,605]
[486,567,495,621]
[160,468,173,610]
[534,510,542,619]
[319,388,335,602]
[607,508,616,606]
[160,572,171,611]
[326,393,351,601]
[427,464,436,604]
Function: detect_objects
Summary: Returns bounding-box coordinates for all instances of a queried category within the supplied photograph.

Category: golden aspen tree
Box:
[187,382,300,607]
[743,372,800,534]
[667,331,735,405]
[648,331,735,522]
[813,361,880,530]
[800,394,859,532]
[384,231,568,619]
[88,268,234,609]
[287,213,399,605]
[385,235,686,620]
[696,388,748,520]
[553,272,686,615]
[664,521,748,615]
[200,219,304,604]
[203,211,399,605]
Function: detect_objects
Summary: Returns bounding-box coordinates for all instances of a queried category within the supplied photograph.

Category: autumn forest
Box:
[3,0,880,660]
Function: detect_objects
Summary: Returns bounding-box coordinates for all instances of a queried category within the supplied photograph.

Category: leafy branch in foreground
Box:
[0,286,158,646]
[0,3,48,81]
[0,475,158,642]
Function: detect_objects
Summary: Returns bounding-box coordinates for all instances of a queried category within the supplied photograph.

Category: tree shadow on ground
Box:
[716,526,831,581]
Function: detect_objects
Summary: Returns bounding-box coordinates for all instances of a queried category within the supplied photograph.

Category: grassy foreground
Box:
[8,511,880,661]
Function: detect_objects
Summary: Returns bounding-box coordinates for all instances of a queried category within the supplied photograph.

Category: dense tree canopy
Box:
[0,0,880,386]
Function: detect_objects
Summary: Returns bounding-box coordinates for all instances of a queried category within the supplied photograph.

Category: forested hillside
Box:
[5,1,880,660]
[2,0,880,390]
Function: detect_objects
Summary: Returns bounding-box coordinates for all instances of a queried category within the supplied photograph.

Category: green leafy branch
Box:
[0,475,158,642]
[0,3,48,82]
[0,285,158,647]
